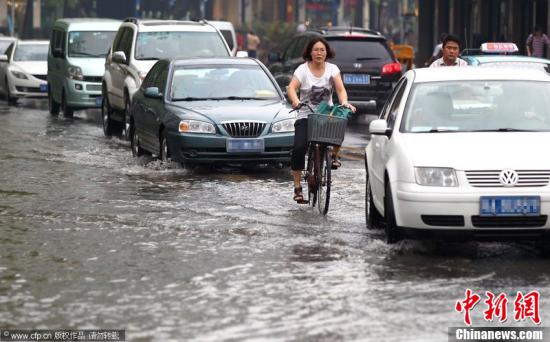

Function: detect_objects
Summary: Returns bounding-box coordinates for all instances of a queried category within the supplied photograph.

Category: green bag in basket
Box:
[315,101,333,115]
[314,101,352,119]
[330,105,353,119]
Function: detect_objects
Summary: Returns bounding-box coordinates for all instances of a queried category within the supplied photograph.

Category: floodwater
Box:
[1,101,549,341]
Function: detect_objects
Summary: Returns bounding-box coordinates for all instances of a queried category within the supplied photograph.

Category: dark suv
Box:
[267,27,402,114]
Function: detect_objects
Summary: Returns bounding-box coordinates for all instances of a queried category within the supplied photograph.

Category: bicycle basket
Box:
[307,113,347,146]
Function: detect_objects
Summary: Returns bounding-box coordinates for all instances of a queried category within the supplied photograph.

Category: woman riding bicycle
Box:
[287,37,356,203]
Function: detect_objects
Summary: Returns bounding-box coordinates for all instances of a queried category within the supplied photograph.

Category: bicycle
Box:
[292,102,350,215]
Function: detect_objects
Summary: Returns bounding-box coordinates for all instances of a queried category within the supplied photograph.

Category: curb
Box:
[340,146,365,161]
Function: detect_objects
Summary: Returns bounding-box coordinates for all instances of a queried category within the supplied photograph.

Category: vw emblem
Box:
[353,63,362,69]
[499,169,518,187]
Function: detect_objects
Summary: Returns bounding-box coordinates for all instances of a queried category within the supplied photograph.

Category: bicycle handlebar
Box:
[290,102,351,114]
[289,102,315,113]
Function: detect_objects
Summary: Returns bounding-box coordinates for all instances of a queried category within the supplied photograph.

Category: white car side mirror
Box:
[0,55,7,62]
[369,119,390,136]
[236,50,248,58]
[112,51,127,64]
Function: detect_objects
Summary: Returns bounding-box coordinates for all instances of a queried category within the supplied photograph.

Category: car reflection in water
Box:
[130,57,296,168]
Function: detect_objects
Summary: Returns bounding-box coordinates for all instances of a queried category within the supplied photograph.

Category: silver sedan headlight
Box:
[272,118,295,133]
[415,167,458,187]
[11,70,28,80]
[178,120,215,134]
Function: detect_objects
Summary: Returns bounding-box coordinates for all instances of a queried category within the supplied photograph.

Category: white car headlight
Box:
[11,70,28,80]
[178,120,215,134]
[272,118,295,133]
[68,66,83,80]
[415,167,458,187]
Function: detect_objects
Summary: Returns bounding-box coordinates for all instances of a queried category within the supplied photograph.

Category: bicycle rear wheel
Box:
[305,145,317,207]
[317,146,331,215]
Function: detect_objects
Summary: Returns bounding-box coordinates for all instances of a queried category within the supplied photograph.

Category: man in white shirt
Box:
[430,34,468,67]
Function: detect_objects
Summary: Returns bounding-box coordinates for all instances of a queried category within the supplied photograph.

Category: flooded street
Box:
[1,100,550,341]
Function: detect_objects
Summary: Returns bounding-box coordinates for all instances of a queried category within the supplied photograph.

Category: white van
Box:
[209,20,237,56]
[47,18,120,117]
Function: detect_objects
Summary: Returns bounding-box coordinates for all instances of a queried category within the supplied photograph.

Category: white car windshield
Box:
[135,31,229,60]
[170,65,279,100]
[480,61,550,72]
[68,31,116,58]
[401,80,550,133]
[13,44,48,61]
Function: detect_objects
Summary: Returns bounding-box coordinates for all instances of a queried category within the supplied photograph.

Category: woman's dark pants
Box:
[291,118,308,171]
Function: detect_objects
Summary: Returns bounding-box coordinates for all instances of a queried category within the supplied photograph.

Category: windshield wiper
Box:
[426,128,458,133]
[136,57,159,61]
[172,96,270,101]
[470,128,536,132]
[72,52,105,58]
[356,57,380,61]
[221,96,268,100]
[171,97,219,101]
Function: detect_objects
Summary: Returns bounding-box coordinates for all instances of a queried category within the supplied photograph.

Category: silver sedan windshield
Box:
[401,80,550,132]
[170,66,279,100]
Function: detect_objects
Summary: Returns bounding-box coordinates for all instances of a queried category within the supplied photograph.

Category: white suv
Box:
[101,18,231,137]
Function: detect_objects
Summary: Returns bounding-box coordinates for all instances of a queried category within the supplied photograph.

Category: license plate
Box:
[39,84,48,92]
[480,196,541,216]
[343,73,370,85]
[95,96,103,107]
[226,138,264,153]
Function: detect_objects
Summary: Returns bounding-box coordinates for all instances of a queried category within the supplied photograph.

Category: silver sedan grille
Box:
[465,170,550,187]
[222,121,266,138]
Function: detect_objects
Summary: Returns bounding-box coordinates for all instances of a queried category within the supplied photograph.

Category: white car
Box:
[0,40,49,104]
[365,67,550,243]
[102,18,230,138]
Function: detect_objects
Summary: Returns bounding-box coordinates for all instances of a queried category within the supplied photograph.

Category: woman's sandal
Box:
[293,186,307,204]
[331,157,342,169]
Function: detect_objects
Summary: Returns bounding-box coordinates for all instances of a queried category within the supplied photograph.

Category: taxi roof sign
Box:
[481,42,519,54]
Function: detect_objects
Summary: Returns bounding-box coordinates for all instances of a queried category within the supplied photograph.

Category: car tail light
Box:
[381,62,401,76]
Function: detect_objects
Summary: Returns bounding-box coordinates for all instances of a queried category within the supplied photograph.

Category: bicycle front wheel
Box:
[317,147,331,215]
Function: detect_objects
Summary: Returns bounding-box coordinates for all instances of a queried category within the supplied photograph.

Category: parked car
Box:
[47,18,120,117]
[267,27,401,114]
[102,18,231,139]
[0,40,49,104]
[462,42,550,72]
[130,57,294,167]
[365,67,550,243]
